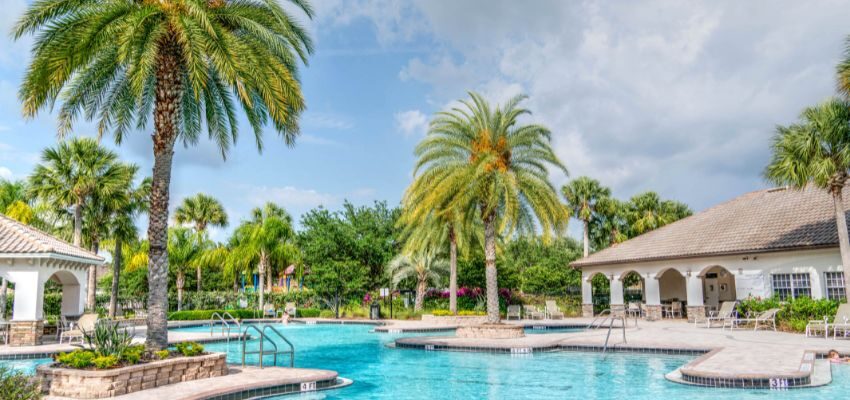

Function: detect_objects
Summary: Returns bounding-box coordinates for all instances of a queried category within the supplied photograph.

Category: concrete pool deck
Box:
[390,317,850,388]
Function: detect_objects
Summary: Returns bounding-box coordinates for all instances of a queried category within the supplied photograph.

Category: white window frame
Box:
[771,273,811,300]
[824,271,846,301]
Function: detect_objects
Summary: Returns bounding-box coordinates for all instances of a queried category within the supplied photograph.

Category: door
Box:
[704,273,719,310]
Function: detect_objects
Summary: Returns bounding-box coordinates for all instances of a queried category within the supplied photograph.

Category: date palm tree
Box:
[562,177,610,258]
[174,193,228,290]
[410,92,569,323]
[229,203,294,311]
[387,251,449,312]
[15,0,314,350]
[766,98,850,293]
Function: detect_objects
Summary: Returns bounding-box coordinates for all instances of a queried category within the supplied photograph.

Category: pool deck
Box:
[43,366,342,400]
[390,317,850,388]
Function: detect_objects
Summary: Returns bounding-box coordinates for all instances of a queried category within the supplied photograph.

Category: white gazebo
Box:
[0,213,104,346]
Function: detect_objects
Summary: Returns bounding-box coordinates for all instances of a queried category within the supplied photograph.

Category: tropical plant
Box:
[175,193,228,290]
[0,179,27,213]
[229,203,294,311]
[168,227,204,311]
[765,97,850,294]
[79,322,134,359]
[15,0,314,351]
[407,92,569,323]
[387,251,449,311]
[590,196,629,249]
[562,176,611,257]
[625,191,692,235]
[0,366,41,400]
[107,177,151,318]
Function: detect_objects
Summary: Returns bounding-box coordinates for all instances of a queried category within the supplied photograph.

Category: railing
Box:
[209,312,241,343]
[586,309,628,357]
[241,324,295,368]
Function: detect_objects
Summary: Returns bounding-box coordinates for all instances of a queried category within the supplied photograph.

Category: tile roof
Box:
[572,186,849,268]
[0,213,104,263]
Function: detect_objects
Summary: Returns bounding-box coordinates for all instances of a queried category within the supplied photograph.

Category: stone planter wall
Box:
[37,353,228,399]
[455,324,525,339]
[9,320,44,346]
[420,315,488,326]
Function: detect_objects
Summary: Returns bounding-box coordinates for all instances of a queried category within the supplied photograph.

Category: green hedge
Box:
[737,296,841,332]
[297,308,320,318]
[168,309,258,321]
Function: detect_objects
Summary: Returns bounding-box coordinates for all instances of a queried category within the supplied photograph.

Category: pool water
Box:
[176,323,850,399]
[0,358,53,375]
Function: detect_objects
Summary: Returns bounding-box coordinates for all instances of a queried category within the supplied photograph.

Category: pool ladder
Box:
[209,311,241,343]
[242,324,295,368]
[586,309,629,355]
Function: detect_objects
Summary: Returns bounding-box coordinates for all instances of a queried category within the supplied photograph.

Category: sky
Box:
[1,0,850,242]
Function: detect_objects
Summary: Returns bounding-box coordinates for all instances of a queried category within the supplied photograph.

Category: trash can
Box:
[370,303,381,320]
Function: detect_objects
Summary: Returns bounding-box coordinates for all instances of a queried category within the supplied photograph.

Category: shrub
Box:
[81,322,133,359]
[57,350,96,368]
[0,366,41,400]
[458,310,486,316]
[92,355,119,369]
[121,345,145,365]
[168,309,257,321]
[175,342,204,357]
[318,310,336,318]
[155,350,170,360]
[737,296,839,332]
[297,308,320,318]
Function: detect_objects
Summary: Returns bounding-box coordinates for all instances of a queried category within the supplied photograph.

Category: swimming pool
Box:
[175,323,850,399]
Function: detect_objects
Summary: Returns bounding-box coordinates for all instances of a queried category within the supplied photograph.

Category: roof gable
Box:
[0,213,104,263]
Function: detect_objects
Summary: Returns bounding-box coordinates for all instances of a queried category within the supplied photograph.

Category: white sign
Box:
[735,272,766,298]
[380,288,389,297]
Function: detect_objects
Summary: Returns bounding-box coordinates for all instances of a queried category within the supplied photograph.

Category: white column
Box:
[8,270,45,320]
[581,274,593,304]
[686,274,704,306]
[645,273,661,305]
[610,275,624,306]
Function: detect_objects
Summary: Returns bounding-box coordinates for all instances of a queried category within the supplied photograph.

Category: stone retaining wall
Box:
[455,324,525,339]
[10,320,44,346]
[420,315,488,326]
[37,353,228,399]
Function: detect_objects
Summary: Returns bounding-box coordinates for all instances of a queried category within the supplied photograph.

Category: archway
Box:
[46,270,84,318]
[620,271,645,303]
[657,268,686,318]
[590,272,610,315]
[700,266,737,311]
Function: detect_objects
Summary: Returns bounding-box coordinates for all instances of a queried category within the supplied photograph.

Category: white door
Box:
[704,278,719,309]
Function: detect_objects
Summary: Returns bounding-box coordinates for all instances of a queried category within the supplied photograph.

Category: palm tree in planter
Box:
[168,227,202,311]
[229,203,294,312]
[387,251,449,312]
[562,176,610,258]
[174,193,228,290]
[15,0,314,350]
[765,98,850,294]
[412,92,569,324]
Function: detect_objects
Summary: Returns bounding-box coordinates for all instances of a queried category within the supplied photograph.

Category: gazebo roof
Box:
[0,213,104,264]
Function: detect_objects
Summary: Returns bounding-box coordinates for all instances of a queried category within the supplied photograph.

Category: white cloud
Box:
[394,110,428,137]
[246,185,338,209]
[0,167,12,180]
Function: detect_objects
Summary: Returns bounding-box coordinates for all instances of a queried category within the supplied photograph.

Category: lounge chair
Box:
[284,302,297,317]
[829,304,850,339]
[626,302,642,319]
[263,303,278,318]
[664,301,683,319]
[724,308,780,331]
[523,305,544,320]
[506,305,521,320]
[545,301,564,319]
[705,301,737,328]
[59,313,99,344]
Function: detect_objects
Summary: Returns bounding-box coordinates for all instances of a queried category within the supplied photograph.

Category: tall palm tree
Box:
[229,203,294,311]
[409,92,569,323]
[107,177,151,318]
[174,193,228,290]
[15,0,314,350]
[590,196,629,249]
[562,177,610,258]
[626,191,692,235]
[387,251,449,312]
[766,98,850,293]
[0,179,27,213]
[168,227,203,311]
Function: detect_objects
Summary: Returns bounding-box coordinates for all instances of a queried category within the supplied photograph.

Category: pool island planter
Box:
[420,314,488,326]
[36,352,228,399]
[455,323,525,339]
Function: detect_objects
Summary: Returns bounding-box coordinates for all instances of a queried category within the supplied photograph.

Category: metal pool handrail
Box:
[241,324,295,368]
[262,325,295,368]
[209,312,231,339]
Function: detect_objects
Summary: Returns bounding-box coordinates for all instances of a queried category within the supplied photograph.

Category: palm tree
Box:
[626,191,692,235]
[409,92,569,323]
[15,0,314,350]
[168,227,203,311]
[107,177,151,318]
[766,98,850,293]
[387,251,449,312]
[562,177,611,258]
[174,193,228,290]
[590,196,629,249]
[229,203,294,311]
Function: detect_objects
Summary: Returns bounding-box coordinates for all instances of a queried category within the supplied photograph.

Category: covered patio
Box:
[0,214,103,346]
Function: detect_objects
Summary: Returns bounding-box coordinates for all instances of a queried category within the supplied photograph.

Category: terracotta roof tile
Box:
[0,213,104,263]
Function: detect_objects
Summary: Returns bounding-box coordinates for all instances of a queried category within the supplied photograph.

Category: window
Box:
[771,273,811,300]
[825,272,846,301]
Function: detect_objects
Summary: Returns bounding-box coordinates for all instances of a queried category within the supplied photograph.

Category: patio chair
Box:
[545,301,564,319]
[829,304,850,339]
[284,302,297,317]
[724,308,780,331]
[805,304,850,338]
[263,303,278,318]
[506,305,522,320]
[59,313,98,344]
[0,319,8,345]
[664,301,683,319]
[626,302,642,319]
[56,315,76,340]
[523,305,545,320]
[705,301,737,328]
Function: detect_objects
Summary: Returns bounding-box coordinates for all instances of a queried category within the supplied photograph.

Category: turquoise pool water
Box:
[0,358,53,375]
[176,323,850,399]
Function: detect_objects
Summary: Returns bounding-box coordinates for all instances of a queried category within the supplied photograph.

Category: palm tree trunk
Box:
[73,199,83,247]
[583,219,590,258]
[415,278,426,312]
[176,270,185,311]
[832,189,850,293]
[266,267,272,293]
[483,213,499,324]
[196,266,202,292]
[109,239,122,318]
[449,228,458,315]
[87,241,99,310]
[0,278,7,319]
[258,253,266,312]
[146,38,183,351]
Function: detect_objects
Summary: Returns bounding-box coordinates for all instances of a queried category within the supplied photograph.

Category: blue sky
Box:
[2,0,850,242]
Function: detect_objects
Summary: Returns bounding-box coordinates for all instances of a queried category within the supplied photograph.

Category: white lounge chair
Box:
[523,305,544,320]
[59,313,99,344]
[506,305,521,320]
[626,302,642,319]
[545,301,564,319]
[263,303,278,318]
[664,301,683,319]
[828,304,850,339]
[724,308,780,331]
[705,301,737,328]
[284,302,297,317]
